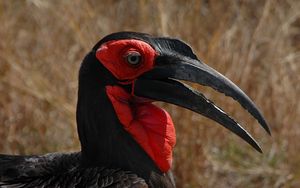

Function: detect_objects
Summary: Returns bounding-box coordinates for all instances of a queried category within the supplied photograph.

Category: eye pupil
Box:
[130,56,137,62]
[126,52,141,65]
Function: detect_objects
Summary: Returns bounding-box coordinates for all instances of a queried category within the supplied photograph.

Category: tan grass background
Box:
[0,0,299,187]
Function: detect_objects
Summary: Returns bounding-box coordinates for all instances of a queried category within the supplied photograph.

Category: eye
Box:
[126,52,142,66]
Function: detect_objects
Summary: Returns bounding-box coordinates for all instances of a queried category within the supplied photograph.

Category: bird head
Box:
[77,32,270,174]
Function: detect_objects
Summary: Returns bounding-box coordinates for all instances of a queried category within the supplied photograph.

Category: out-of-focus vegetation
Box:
[0,0,299,187]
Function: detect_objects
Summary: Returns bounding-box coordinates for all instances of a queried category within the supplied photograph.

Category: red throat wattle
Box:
[106,86,176,172]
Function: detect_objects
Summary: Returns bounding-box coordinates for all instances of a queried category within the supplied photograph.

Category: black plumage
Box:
[0,153,147,188]
[0,32,269,188]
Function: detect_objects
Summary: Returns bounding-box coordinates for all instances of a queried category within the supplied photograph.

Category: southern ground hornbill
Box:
[0,32,270,188]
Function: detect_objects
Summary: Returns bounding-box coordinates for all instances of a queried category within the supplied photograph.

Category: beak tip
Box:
[254,144,263,153]
[260,120,271,136]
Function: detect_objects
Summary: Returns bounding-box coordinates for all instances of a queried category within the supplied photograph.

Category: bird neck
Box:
[76,52,162,180]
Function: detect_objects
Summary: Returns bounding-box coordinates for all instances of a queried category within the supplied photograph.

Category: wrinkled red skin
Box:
[96,39,156,81]
[106,86,176,172]
[96,39,176,172]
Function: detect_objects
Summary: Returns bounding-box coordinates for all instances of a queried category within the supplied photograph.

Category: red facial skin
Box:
[96,39,176,172]
[96,39,157,81]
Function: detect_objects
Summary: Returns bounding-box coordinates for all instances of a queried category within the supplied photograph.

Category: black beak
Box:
[133,55,270,153]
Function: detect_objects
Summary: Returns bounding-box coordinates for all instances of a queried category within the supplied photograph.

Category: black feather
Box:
[0,152,148,188]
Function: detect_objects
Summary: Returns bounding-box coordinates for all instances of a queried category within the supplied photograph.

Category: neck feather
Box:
[76,52,162,181]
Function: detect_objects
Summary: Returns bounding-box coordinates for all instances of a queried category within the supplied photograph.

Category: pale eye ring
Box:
[126,52,142,66]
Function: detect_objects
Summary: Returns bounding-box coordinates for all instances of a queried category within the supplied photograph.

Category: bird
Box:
[0,32,270,188]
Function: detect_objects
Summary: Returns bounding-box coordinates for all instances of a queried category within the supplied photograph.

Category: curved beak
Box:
[133,55,270,153]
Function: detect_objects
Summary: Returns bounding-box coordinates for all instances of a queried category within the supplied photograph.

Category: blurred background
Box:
[0,0,299,187]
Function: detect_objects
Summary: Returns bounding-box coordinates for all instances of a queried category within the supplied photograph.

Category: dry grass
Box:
[0,0,299,187]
